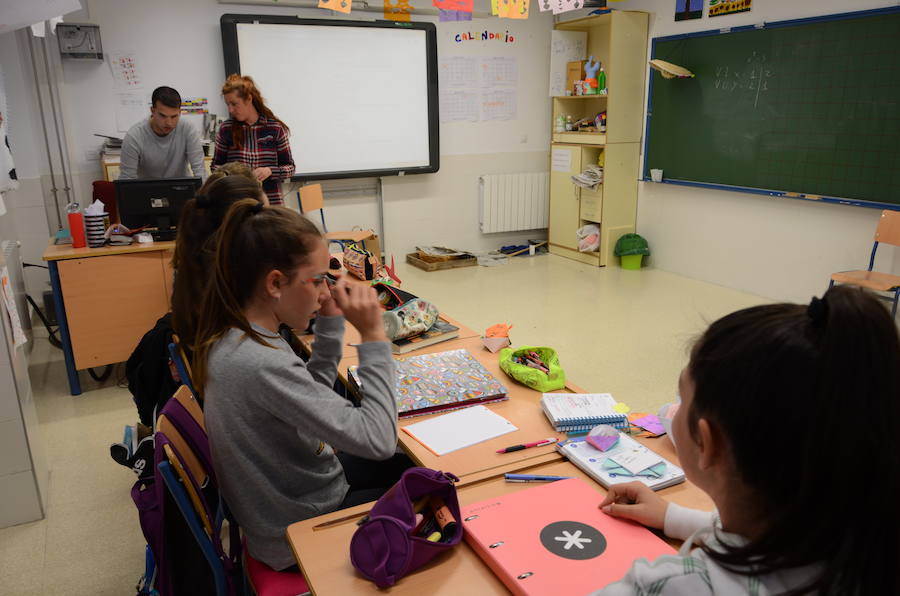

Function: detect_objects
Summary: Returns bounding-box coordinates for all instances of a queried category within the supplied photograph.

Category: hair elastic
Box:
[807,295,828,325]
[250,201,264,214]
[195,194,212,208]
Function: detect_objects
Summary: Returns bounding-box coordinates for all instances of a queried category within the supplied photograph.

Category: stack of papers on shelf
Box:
[95,133,123,156]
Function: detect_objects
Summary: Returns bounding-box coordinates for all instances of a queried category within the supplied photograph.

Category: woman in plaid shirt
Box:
[213,75,295,205]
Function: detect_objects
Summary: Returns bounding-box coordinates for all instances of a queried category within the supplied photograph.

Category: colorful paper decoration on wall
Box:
[434,0,473,21]
[675,0,703,21]
[319,0,353,13]
[709,0,751,17]
[383,0,412,20]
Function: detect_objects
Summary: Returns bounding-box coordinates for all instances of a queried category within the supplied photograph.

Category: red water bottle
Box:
[67,203,86,248]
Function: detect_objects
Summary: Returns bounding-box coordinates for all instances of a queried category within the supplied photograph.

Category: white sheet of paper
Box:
[1,267,26,347]
[610,446,663,476]
[551,148,571,172]
[402,405,517,456]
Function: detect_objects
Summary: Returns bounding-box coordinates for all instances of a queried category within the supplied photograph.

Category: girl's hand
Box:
[330,279,387,343]
[253,166,272,181]
[317,281,341,317]
[599,481,669,530]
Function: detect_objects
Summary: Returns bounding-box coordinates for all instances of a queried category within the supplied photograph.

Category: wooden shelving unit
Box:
[548,11,648,267]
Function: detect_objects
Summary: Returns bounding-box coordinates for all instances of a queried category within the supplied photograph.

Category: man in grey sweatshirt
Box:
[119,86,206,180]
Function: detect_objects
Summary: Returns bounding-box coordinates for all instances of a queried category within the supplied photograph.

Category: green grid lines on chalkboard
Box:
[645,10,900,206]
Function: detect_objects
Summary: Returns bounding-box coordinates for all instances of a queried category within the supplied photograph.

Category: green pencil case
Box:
[498,346,566,392]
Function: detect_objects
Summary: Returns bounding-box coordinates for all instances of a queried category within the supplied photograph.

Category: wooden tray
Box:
[406,252,477,271]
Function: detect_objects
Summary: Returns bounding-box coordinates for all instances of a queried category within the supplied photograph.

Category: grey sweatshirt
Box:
[204,316,398,571]
[119,119,206,180]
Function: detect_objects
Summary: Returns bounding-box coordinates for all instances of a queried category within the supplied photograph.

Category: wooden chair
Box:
[297,183,375,252]
[830,210,900,317]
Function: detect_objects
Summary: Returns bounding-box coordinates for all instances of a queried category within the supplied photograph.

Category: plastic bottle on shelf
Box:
[66,202,86,248]
[565,115,574,131]
[554,114,566,133]
[598,66,607,94]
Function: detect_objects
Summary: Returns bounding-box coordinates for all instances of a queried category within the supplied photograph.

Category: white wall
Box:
[563,0,900,303]
[2,0,553,265]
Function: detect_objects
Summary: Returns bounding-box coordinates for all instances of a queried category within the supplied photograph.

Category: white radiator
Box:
[479,172,550,233]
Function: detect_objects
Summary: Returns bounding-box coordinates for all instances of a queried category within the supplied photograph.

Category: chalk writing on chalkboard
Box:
[713,51,772,107]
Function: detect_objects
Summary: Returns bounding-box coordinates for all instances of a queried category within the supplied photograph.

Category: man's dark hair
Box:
[151,86,182,109]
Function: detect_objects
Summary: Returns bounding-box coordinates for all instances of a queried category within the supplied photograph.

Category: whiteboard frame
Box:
[642,5,900,212]
[220,14,440,181]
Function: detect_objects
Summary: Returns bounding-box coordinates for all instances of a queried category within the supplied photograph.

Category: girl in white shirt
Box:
[593,285,900,595]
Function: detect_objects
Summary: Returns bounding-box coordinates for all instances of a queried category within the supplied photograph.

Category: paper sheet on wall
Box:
[480,57,517,87]
[116,93,147,133]
[1,267,26,348]
[552,147,572,172]
[440,91,479,122]
[481,90,517,121]
[549,30,587,96]
[109,51,143,90]
[439,57,477,88]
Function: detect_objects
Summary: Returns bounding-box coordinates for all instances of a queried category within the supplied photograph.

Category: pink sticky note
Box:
[631,414,665,436]
[587,433,619,452]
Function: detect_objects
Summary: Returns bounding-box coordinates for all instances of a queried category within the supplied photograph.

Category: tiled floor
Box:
[0,254,768,595]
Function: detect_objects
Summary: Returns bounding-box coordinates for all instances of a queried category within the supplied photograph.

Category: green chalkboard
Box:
[645,9,900,207]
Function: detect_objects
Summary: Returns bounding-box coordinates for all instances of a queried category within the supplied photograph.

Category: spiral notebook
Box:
[540,393,628,432]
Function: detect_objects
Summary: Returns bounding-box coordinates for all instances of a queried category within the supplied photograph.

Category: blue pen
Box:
[504,474,574,483]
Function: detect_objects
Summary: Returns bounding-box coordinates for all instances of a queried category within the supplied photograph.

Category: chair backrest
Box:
[298,183,325,213]
[169,334,197,398]
[875,210,900,247]
[157,386,209,488]
[155,385,242,596]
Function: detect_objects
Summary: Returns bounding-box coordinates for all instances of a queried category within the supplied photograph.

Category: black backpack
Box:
[126,313,180,426]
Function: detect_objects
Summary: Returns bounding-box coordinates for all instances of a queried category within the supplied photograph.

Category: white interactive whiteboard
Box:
[221,15,439,180]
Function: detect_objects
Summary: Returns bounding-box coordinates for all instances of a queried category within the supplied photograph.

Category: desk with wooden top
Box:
[43,239,175,395]
[288,440,713,595]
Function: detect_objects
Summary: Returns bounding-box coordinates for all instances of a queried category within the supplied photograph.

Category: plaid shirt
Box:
[212,116,295,205]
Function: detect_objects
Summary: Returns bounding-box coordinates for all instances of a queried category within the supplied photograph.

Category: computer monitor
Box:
[114,177,201,241]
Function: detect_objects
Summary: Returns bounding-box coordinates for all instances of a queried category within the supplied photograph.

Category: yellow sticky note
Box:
[613,402,631,414]
[491,0,500,15]
[319,0,353,13]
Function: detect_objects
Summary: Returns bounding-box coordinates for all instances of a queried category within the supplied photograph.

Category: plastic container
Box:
[66,203,86,248]
[620,254,643,270]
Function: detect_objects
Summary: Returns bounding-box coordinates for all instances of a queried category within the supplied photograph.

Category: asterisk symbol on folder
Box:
[554,529,592,550]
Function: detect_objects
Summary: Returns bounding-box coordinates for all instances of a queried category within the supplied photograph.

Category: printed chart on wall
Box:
[439,56,517,123]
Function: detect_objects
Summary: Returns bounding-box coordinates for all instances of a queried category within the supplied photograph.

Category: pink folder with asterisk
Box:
[461,478,675,595]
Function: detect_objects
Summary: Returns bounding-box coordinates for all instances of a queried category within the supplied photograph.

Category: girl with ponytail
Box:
[593,285,900,595]
[194,200,409,572]
[212,75,295,205]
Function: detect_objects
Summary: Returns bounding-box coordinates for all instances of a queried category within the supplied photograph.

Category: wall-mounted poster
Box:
[676,0,703,21]
[709,0,752,17]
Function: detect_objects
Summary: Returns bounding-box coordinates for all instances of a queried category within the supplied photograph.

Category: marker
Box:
[497,438,558,453]
[504,474,574,483]
[426,531,442,542]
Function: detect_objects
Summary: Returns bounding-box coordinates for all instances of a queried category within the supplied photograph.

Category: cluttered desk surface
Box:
[42,238,176,261]
[287,277,713,595]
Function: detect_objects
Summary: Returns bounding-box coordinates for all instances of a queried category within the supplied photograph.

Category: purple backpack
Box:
[350,467,462,588]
